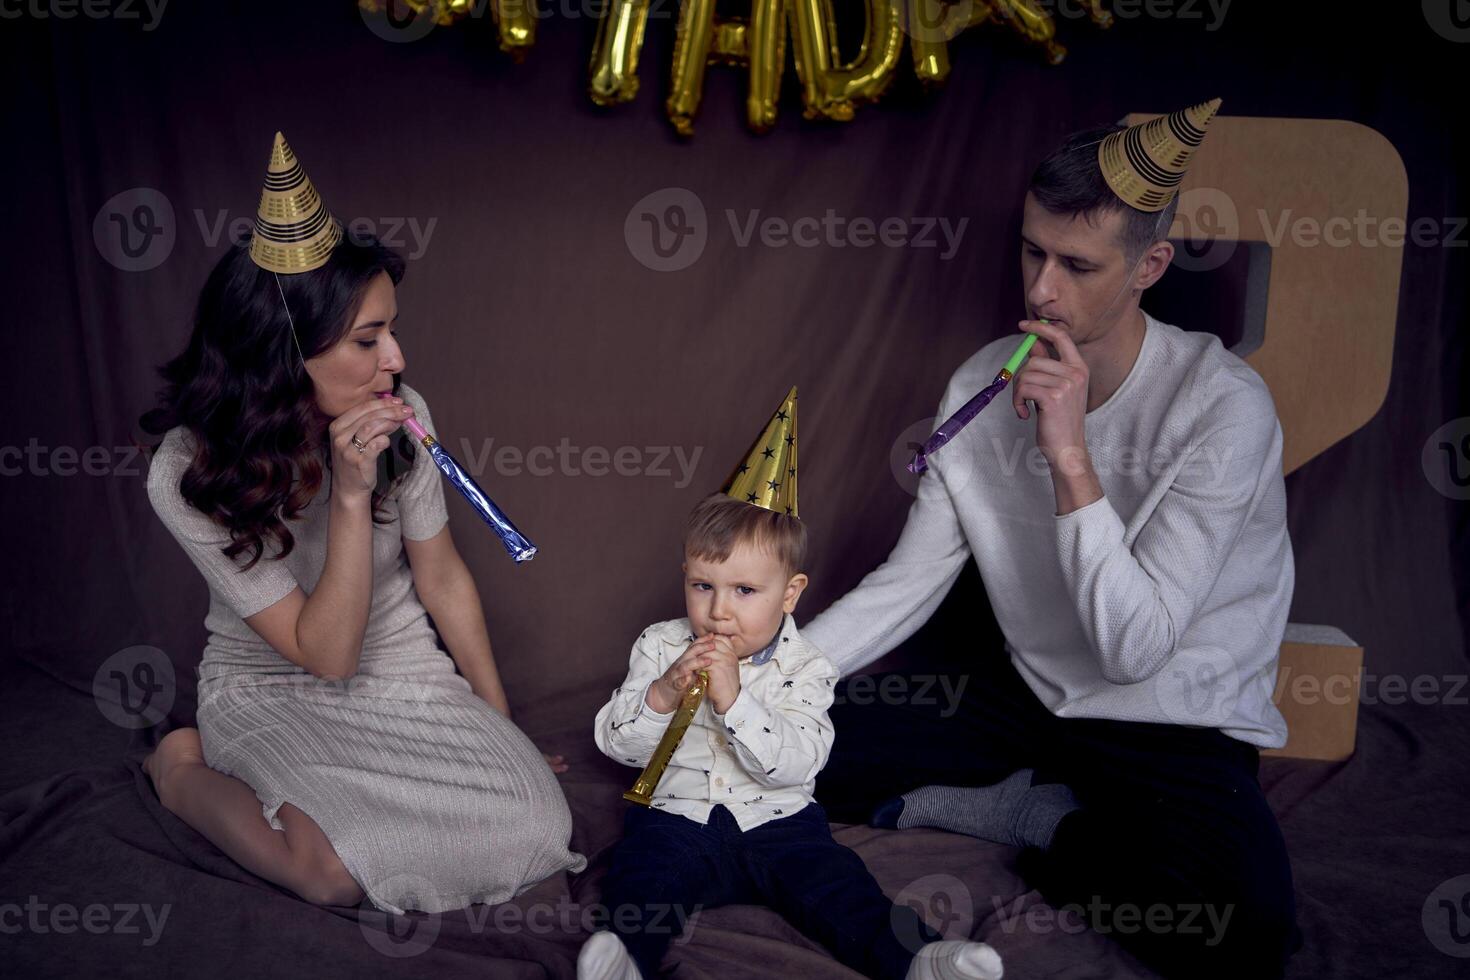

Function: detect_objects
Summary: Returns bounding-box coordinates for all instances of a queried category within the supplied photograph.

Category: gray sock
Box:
[893,768,1079,849]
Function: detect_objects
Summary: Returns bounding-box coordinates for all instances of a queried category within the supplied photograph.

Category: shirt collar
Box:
[749,615,786,665]
[750,613,809,671]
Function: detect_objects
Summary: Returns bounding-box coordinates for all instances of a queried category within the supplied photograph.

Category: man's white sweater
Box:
[806,311,1293,747]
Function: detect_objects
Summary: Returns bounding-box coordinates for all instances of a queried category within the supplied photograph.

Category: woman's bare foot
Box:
[142,727,205,808]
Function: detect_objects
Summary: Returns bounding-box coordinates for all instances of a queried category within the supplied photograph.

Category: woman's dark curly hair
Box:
[138,234,418,570]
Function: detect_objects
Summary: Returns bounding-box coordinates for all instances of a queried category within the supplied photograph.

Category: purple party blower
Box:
[908,331,1041,475]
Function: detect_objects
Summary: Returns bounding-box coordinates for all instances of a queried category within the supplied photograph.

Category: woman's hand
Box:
[329,395,416,500]
[543,753,570,775]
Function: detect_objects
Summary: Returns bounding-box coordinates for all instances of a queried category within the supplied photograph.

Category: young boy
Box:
[580,389,1003,980]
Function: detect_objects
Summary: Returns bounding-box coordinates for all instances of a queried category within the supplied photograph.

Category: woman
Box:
[138,133,584,914]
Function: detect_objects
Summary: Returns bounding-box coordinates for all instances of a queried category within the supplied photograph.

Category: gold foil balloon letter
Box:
[491,0,536,61]
[589,0,652,106]
[788,0,904,122]
[666,0,785,135]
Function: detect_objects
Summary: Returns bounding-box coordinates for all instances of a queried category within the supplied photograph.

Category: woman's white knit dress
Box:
[145,383,585,914]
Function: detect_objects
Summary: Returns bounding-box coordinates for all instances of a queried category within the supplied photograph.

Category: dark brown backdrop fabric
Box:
[2,3,1465,719]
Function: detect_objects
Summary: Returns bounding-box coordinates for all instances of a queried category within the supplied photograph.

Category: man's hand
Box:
[1012,319,1104,514]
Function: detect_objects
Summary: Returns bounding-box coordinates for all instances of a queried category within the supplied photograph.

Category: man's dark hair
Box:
[1027,124,1178,262]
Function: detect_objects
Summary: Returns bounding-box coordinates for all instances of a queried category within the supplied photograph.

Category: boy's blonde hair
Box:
[683,493,808,575]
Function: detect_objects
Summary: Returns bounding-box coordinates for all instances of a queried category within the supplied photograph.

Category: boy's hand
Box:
[689,634,741,714]
[646,637,716,713]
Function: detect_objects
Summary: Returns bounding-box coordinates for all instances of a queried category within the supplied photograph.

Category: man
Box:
[807,100,1301,979]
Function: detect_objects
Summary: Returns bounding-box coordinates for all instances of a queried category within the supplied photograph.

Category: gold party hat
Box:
[249,132,342,274]
[1097,98,1222,212]
[720,386,798,517]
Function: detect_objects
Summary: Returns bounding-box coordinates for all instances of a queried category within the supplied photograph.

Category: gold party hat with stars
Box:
[248,132,342,274]
[720,386,798,517]
[1097,98,1222,212]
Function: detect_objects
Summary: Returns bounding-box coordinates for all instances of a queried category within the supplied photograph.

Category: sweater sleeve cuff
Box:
[1054,492,1113,522]
[1054,493,1126,563]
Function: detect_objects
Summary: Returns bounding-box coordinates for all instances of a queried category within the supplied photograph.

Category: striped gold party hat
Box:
[1097,98,1222,212]
[720,386,798,517]
[248,132,342,274]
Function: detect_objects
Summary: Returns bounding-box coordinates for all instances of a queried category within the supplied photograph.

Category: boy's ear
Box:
[782,573,809,613]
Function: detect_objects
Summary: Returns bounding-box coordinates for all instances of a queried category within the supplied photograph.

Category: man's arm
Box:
[805,444,972,677]
[1055,412,1286,684]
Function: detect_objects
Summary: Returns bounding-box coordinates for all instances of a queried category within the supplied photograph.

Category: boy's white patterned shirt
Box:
[593,616,839,830]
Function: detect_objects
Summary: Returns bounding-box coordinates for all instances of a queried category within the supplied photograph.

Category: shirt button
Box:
[714,777,725,787]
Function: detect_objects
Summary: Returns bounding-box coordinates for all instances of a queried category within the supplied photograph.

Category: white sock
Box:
[905,940,1004,980]
[576,931,642,980]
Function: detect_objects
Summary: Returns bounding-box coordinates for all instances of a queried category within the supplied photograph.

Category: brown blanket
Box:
[5,656,1467,979]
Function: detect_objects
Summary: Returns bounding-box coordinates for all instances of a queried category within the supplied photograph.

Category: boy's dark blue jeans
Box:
[599,800,938,978]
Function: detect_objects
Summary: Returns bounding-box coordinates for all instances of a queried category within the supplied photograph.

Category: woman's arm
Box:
[407,528,568,772]
[148,435,380,681]
[249,397,415,678]
[405,526,509,714]
[242,491,377,679]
